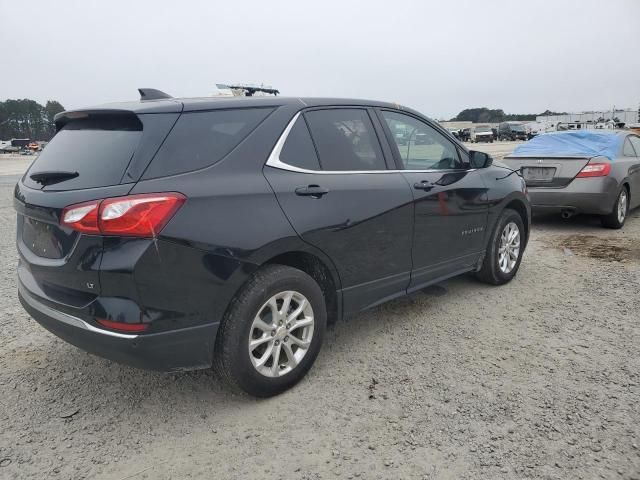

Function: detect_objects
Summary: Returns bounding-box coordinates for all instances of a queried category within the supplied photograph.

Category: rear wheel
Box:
[214,265,326,397]
[601,186,629,229]
[476,209,525,285]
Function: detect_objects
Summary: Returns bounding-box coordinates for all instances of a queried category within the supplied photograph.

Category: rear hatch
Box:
[501,155,591,188]
[15,108,179,307]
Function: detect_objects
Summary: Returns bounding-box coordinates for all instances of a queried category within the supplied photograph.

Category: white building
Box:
[536,108,639,126]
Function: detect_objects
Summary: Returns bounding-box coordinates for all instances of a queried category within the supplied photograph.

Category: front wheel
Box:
[214,265,326,397]
[476,209,525,285]
[601,187,628,229]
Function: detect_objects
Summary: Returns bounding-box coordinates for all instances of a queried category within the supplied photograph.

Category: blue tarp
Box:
[511,131,623,160]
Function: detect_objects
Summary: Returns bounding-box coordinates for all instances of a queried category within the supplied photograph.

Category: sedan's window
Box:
[381,111,462,170]
[628,136,640,157]
[623,137,637,157]
[280,116,321,170]
[304,109,386,171]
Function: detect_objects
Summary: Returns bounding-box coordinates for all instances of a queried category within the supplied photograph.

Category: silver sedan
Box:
[502,131,640,228]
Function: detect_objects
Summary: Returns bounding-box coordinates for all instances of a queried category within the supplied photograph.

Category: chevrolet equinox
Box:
[15,91,530,397]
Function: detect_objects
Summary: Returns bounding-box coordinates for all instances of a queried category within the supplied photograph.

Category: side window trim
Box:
[265,109,470,174]
[376,108,467,171]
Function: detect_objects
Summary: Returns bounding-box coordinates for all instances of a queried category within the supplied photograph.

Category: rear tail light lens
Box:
[61,192,185,237]
[61,201,100,234]
[577,162,611,178]
[96,318,149,332]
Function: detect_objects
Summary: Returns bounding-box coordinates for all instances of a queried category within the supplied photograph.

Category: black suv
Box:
[498,122,528,141]
[15,93,530,397]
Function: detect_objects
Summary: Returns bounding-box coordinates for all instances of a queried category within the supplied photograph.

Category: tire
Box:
[213,264,326,397]
[476,208,525,285]
[601,186,629,229]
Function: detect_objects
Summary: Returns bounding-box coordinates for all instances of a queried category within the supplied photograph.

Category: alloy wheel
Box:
[498,221,521,274]
[617,190,627,224]
[248,291,314,378]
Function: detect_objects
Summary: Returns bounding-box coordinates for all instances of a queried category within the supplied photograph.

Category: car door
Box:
[376,109,489,291]
[263,107,414,315]
[626,135,640,209]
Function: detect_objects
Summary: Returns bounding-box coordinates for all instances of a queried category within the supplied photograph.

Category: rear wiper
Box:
[30,171,79,186]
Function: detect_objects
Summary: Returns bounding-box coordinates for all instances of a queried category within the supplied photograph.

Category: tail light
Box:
[61,192,186,237]
[577,162,611,178]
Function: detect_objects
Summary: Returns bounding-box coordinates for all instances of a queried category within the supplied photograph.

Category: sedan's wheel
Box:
[476,208,525,285]
[214,265,326,397]
[248,291,314,378]
[601,187,628,229]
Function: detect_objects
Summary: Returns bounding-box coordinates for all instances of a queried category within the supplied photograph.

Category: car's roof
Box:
[56,96,416,118]
[554,129,627,137]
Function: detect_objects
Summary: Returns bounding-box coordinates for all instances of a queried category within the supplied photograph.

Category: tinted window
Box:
[25,115,142,191]
[304,109,386,171]
[381,111,462,170]
[280,116,321,170]
[146,108,272,178]
[627,136,640,156]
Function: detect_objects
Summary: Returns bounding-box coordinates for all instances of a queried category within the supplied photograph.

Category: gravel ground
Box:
[1,150,639,479]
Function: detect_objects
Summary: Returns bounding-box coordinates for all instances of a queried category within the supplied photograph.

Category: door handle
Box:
[413,180,434,191]
[295,185,329,198]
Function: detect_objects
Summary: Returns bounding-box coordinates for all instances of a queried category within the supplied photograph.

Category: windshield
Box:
[510,124,525,132]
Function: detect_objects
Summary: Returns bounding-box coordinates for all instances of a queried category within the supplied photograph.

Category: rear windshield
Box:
[143,107,273,179]
[24,115,142,191]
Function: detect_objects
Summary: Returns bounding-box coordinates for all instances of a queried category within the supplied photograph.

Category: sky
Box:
[1,0,638,119]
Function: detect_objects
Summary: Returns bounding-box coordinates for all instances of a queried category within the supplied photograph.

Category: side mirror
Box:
[469,150,493,169]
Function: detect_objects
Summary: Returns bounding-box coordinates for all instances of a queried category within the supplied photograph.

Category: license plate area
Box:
[21,215,76,259]
[523,166,556,182]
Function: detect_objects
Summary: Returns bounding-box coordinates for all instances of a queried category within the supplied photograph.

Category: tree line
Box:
[0,99,65,141]
[451,108,568,123]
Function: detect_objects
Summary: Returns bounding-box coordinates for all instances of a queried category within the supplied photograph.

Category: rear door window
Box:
[304,109,386,171]
[24,115,142,191]
[279,116,321,170]
[144,108,273,178]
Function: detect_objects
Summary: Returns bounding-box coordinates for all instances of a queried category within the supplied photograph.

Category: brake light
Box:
[96,318,149,332]
[61,193,185,237]
[577,162,611,178]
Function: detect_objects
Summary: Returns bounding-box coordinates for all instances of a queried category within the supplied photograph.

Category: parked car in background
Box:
[459,128,471,142]
[15,92,530,397]
[499,122,527,141]
[447,128,460,139]
[525,122,546,139]
[470,125,494,143]
[502,130,640,228]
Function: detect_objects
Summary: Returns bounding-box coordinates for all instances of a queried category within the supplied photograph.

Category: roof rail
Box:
[138,88,173,101]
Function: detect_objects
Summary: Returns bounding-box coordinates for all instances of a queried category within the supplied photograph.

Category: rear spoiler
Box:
[53,109,140,131]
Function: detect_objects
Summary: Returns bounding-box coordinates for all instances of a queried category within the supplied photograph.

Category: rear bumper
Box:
[528,177,618,215]
[19,283,218,372]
